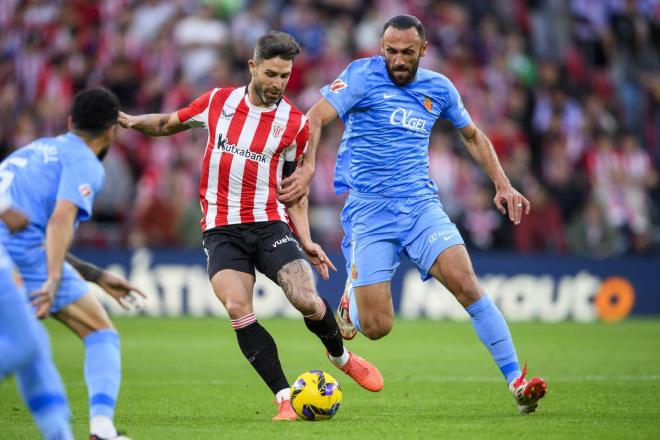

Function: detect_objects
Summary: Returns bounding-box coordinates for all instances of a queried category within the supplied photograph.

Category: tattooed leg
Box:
[276,259,322,316]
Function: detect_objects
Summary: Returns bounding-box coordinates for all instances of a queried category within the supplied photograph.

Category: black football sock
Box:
[235,321,290,394]
[304,298,344,357]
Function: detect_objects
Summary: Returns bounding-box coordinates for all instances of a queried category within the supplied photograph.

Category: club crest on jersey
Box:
[271,123,285,138]
[78,183,92,198]
[424,96,433,112]
[330,79,347,93]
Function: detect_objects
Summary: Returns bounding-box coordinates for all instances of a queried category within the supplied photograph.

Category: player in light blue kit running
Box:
[0,88,144,439]
[279,15,547,414]
[0,195,74,440]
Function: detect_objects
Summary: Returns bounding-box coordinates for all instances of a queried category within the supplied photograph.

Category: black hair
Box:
[71,87,120,136]
[253,31,301,62]
[382,15,426,41]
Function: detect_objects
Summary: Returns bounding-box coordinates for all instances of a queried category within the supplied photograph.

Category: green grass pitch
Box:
[2,318,659,439]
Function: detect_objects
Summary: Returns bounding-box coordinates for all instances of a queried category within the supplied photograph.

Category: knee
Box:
[449,273,482,305]
[224,299,253,320]
[361,316,393,340]
[294,293,320,317]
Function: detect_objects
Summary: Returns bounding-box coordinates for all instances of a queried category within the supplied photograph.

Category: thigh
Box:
[53,292,115,339]
[354,281,394,322]
[404,197,464,281]
[346,197,403,287]
[202,226,255,280]
[253,221,306,283]
[210,269,256,319]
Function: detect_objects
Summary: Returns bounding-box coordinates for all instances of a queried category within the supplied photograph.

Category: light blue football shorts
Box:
[340,193,464,287]
[10,247,90,313]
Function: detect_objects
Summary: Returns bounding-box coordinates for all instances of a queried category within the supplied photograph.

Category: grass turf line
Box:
[1,318,659,439]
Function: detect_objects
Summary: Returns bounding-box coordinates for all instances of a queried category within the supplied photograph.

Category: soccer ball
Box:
[290,370,342,421]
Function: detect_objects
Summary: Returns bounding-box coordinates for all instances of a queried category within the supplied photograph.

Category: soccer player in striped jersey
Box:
[279,15,547,415]
[119,31,383,421]
[0,196,74,440]
[0,88,144,439]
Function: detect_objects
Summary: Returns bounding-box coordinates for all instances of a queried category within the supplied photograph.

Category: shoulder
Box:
[418,68,455,87]
[346,56,383,76]
[281,96,304,118]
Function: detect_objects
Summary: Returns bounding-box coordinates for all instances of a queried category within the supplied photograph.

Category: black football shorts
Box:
[202,220,306,282]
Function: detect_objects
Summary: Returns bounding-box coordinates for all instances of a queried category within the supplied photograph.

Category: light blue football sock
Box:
[84,329,121,419]
[15,323,74,440]
[466,294,521,384]
[347,282,364,334]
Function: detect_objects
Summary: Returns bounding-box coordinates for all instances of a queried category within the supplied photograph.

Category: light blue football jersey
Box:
[0,133,105,254]
[321,56,472,197]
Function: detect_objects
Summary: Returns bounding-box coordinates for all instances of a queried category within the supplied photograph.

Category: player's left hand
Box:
[30,278,60,319]
[278,164,314,204]
[98,271,147,311]
[493,184,531,225]
[301,241,337,281]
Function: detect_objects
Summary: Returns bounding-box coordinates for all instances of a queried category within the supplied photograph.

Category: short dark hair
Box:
[382,15,426,41]
[253,31,301,63]
[71,87,120,136]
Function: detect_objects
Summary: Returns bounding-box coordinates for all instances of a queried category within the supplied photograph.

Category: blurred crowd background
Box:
[0,0,658,258]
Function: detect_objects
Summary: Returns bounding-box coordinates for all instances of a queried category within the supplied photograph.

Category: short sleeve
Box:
[56,157,103,222]
[320,59,371,118]
[176,89,214,128]
[284,119,309,163]
[441,80,472,129]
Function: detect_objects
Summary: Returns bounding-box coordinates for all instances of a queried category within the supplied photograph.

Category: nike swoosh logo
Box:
[383,93,396,99]
[490,338,507,346]
[442,232,457,241]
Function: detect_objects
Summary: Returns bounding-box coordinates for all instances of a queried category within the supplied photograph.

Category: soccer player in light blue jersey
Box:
[0,88,144,439]
[279,15,547,414]
[0,196,74,440]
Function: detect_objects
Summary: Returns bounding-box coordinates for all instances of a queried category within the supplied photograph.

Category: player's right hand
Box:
[301,241,337,281]
[30,278,60,319]
[278,164,314,204]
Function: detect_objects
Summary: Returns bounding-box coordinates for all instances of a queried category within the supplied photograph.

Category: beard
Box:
[386,57,421,86]
[253,79,282,105]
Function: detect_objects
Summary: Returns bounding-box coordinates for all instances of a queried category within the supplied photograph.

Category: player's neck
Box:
[70,129,105,157]
[246,82,270,108]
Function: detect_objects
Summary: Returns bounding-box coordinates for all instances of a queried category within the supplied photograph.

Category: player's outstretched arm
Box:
[458,122,530,225]
[30,200,77,318]
[286,195,337,281]
[278,98,338,203]
[65,253,146,311]
[118,111,188,137]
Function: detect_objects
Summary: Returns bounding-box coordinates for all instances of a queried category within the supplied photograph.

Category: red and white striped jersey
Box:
[177,86,308,231]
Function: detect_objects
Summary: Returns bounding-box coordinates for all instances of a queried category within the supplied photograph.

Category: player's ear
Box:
[420,40,428,58]
[248,59,257,76]
[380,38,385,55]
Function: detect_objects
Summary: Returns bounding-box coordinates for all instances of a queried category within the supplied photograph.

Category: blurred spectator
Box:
[0,0,656,256]
[514,178,567,254]
[567,197,623,258]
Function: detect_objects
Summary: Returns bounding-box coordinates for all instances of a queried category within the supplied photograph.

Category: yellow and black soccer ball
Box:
[290,370,342,421]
